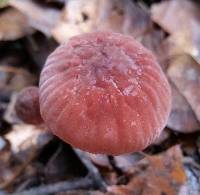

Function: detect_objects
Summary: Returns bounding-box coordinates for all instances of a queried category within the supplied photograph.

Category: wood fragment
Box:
[74,149,107,190]
[12,177,94,195]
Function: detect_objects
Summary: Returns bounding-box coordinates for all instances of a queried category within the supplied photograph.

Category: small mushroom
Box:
[38,31,171,155]
[15,86,43,125]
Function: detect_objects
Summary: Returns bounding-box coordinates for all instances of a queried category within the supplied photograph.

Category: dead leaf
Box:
[141,29,169,70]
[9,0,61,36]
[165,21,200,64]
[151,0,200,64]
[5,124,52,160]
[97,0,152,38]
[0,8,33,41]
[167,54,200,123]
[167,82,200,133]
[52,0,152,43]
[151,0,200,34]
[107,146,186,195]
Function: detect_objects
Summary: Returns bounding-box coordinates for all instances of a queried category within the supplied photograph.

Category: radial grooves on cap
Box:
[140,80,161,128]
[39,32,171,155]
[142,71,168,112]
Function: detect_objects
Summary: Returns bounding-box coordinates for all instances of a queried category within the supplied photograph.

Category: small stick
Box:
[12,177,93,195]
[74,149,107,190]
[0,150,37,189]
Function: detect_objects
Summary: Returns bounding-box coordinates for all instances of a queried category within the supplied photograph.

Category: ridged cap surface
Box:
[39,32,171,155]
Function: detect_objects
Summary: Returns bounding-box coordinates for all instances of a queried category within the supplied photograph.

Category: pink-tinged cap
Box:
[39,31,171,155]
[15,86,43,125]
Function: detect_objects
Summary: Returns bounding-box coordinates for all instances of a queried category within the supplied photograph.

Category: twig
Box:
[0,150,37,189]
[183,157,200,170]
[12,177,93,195]
[74,149,107,190]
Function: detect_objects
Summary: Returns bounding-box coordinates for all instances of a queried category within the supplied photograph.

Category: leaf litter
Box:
[0,0,200,194]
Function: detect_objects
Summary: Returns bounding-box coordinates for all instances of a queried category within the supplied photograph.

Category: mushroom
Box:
[15,86,43,125]
[16,31,171,155]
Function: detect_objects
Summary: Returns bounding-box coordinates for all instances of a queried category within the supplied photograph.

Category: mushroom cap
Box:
[39,31,171,155]
[15,86,43,125]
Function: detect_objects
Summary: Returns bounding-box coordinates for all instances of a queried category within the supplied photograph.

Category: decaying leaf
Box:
[107,146,186,195]
[141,29,169,70]
[0,66,36,92]
[0,8,33,41]
[9,0,61,36]
[168,54,200,124]
[167,82,200,133]
[97,0,152,37]
[151,0,200,64]
[5,124,52,160]
[165,22,200,64]
[151,0,200,34]
[52,0,152,43]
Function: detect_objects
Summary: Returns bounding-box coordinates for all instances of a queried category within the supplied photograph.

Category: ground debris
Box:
[0,8,33,41]
[0,0,200,194]
[107,146,187,195]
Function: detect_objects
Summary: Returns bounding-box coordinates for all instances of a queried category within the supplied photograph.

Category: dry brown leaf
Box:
[9,0,61,36]
[0,8,33,41]
[0,66,36,92]
[88,153,143,172]
[0,124,52,190]
[5,124,52,161]
[151,0,200,34]
[107,146,186,195]
[114,153,144,172]
[151,0,200,64]
[167,82,200,133]
[164,21,200,64]
[52,0,152,43]
[141,29,169,70]
[167,54,200,124]
[97,0,152,37]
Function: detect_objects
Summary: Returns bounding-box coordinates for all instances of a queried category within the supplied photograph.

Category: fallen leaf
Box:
[107,146,186,195]
[97,0,152,38]
[165,21,200,64]
[167,54,200,123]
[167,82,200,133]
[52,0,152,43]
[151,0,200,64]
[114,153,144,173]
[0,8,33,41]
[9,0,61,36]
[141,29,169,70]
[151,0,200,34]
[5,124,52,160]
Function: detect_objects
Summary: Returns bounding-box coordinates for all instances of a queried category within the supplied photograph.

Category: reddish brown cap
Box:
[39,31,171,155]
[15,86,43,125]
